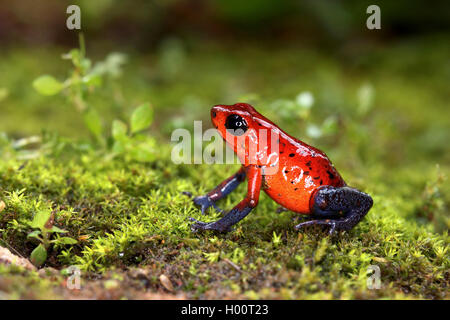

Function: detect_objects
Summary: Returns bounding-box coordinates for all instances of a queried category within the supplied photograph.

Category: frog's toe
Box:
[211,202,224,213]
[188,217,209,232]
[193,195,207,206]
[182,191,193,198]
[193,196,211,214]
[294,219,337,235]
[193,195,223,215]
[276,206,289,213]
[188,217,231,233]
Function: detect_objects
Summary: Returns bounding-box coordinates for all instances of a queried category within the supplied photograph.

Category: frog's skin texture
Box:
[189,103,373,235]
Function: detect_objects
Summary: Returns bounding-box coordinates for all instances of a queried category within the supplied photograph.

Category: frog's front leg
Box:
[189,165,262,233]
[192,167,246,215]
[295,186,373,235]
[193,167,245,214]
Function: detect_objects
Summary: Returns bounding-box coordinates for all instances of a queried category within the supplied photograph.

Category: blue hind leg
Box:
[295,186,373,235]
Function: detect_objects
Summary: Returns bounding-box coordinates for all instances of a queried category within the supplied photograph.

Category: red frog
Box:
[189,103,373,235]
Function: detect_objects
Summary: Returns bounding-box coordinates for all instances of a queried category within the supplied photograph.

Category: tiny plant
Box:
[32,33,127,144]
[111,102,156,162]
[31,34,156,161]
[272,231,282,247]
[27,210,77,267]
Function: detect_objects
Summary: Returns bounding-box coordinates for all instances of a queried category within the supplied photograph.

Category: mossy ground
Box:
[0,36,449,299]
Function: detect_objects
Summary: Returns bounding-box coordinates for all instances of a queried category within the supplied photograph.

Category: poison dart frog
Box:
[189,103,373,235]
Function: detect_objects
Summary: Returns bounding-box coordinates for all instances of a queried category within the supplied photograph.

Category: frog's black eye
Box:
[225,114,248,136]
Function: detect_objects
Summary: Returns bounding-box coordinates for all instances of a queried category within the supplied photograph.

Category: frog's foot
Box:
[188,217,231,233]
[295,219,340,235]
[192,195,224,215]
[276,206,289,213]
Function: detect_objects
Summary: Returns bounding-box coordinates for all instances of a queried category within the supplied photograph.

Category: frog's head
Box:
[211,103,256,143]
[211,103,276,155]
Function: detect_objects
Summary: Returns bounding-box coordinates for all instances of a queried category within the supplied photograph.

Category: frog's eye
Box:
[225,114,248,136]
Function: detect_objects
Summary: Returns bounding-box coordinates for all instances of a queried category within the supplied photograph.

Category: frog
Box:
[189,103,373,235]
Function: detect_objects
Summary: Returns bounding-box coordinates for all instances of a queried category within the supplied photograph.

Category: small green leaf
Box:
[83,108,103,140]
[51,226,67,233]
[130,103,153,134]
[112,120,128,141]
[29,210,51,230]
[30,244,47,267]
[27,230,42,240]
[82,73,102,87]
[62,49,80,64]
[57,237,78,245]
[80,58,92,74]
[32,75,63,96]
[112,140,126,154]
[129,144,155,162]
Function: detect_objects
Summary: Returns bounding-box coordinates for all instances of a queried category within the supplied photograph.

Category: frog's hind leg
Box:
[295,186,373,235]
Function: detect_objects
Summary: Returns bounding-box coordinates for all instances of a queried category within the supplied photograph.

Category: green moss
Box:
[0,142,448,299]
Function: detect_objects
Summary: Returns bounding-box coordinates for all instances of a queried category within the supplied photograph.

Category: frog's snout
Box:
[211,105,226,128]
[211,105,226,117]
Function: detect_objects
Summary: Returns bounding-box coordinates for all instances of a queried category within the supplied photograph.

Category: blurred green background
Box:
[0,0,449,228]
[2,2,449,157]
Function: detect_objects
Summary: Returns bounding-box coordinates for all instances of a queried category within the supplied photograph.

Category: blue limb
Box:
[295,186,373,235]
[189,166,262,233]
[192,167,246,215]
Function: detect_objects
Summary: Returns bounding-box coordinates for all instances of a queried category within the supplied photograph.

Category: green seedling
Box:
[27,210,77,267]
[110,102,156,162]
[32,33,127,144]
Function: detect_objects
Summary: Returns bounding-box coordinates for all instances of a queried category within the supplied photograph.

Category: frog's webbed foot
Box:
[188,165,261,234]
[189,217,232,233]
[192,195,224,215]
[185,169,246,216]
